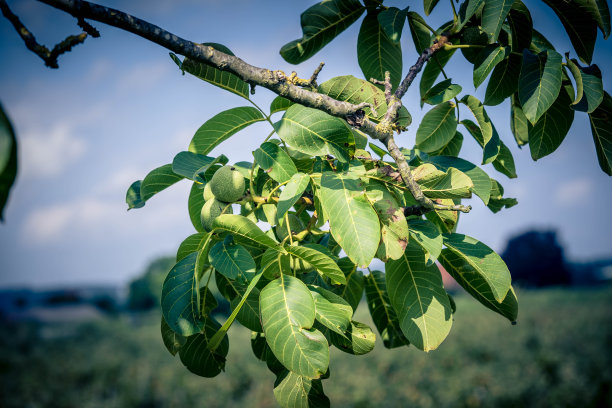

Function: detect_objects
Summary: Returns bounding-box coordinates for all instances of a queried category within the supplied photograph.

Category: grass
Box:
[1,286,610,407]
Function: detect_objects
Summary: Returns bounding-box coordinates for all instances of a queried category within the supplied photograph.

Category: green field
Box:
[1,286,611,407]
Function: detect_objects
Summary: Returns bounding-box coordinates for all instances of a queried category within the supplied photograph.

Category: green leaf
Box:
[179,315,229,377]
[442,233,511,302]
[140,164,183,202]
[329,321,376,355]
[188,183,205,232]
[161,252,203,336]
[510,94,529,146]
[588,91,612,175]
[421,79,462,105]
[331,258,364,313]
[213,214,279,250]
[528,86,574,160]
[318,75,388,120]
[378,7,408,43]
[456,0,486,31]
[126,181,144,210]
[364,270,409,349]
[541,0,598,64]
[369,142,388,159]
[319,171,380,267]
[424,0,441,15]
[275,105,353,162]
[429,131,463,157]
[200,286,218,314]
[461,119,517,178]
[230,284,263,332]
[180,43,250,98]
[507,1,533,52]
[309,285,353,335]
[415,102,458,153]
[176,232,208,262]
[261,247,291,280]
[260,274,329,378]
[0,103,17,221]
[366,182,409,262]
[460,26,490,63]
[426,156,491,204]
[286,244,346,284]
[253,142,298,184]
[172,151,215,180]
[518,49,563,125]
[587,0,611,38]
[473,45,510,89]
[481,0,514,42]
[208,241,256,282]
[420,49,456,100]
[460,95,500,164]
[273,370,330,408]
[161,316,186,356]
[414,165,474,199]
[565,58,604,113]
[487,178,518,213]
[270,96,294,115]
[280,0,365,64]
[407,11,433,52]
[408,219,443,265]
[276,173,310,223]
[190,107,265,155]
[484,54,521,106]
[386,242,453,351]
[439,249,518,321]
[357,11,403,90]
[424,198,459,233]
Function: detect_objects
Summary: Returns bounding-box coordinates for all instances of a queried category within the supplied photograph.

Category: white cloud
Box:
[555,178,594,206]
[19,123,87,179]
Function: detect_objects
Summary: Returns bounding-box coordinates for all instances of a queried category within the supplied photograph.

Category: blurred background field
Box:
[1,284,610,408]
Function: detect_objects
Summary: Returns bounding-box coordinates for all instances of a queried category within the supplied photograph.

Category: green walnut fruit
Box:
[202,183,215,201]
[200,199,233,231]
[276,214,305,242]
[209,165,245,203]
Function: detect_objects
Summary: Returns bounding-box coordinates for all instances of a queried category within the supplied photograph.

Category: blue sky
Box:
[0,0,610,288]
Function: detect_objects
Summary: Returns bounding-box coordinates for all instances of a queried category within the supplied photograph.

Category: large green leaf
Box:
[518,49,563,125]
[481,0,514,42]
[473,46,510,89]
[424,0,441,15]
[230,284,263,332]
[408,219,443,265]
[439,249,518,322]
[176,232,208,262]
[421,79,462,106]
[0,103,17,221]
[587,0,611,38]
[460,95,500,164]
[365,270,409,349]
[461,119,517,178]
[172,151,217,181]
[378,7,408,43]
[414,165,473,199]
[213,214,279,249]
[426,156,491,205]
[507,0,533,52]
[187,183,205,232]
[139,164,183,202]
[178,315,229,377]
[273,370,330,408]
[280,0,365,64]
[329,320,376,355]
[270,97,294,115]
[442,233,511,302]
[260,274,329,378]
[415,102,458,153]
[357,11,403,90]
[276,173,310,223]
[331,258,364,313]
[161,316,186,356]
[190,107,264,155]
[588,91,612,175]
[484,54,521,106]
[319,171,380,267]
[528,86,574,160]
[253,142,298,184]
[541,0,598,64]
[429,131,463,157]
[309,285,353,335]
[208,241,256,282]
[275,105,353,162]
[565,58,604,113]
[456,0,485,31]
[386,242,453,351]
[178,43,250,98]
[407,11,433,52]
[318,75,387,120]
[284,244,346,285]
[161,252,203,336]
